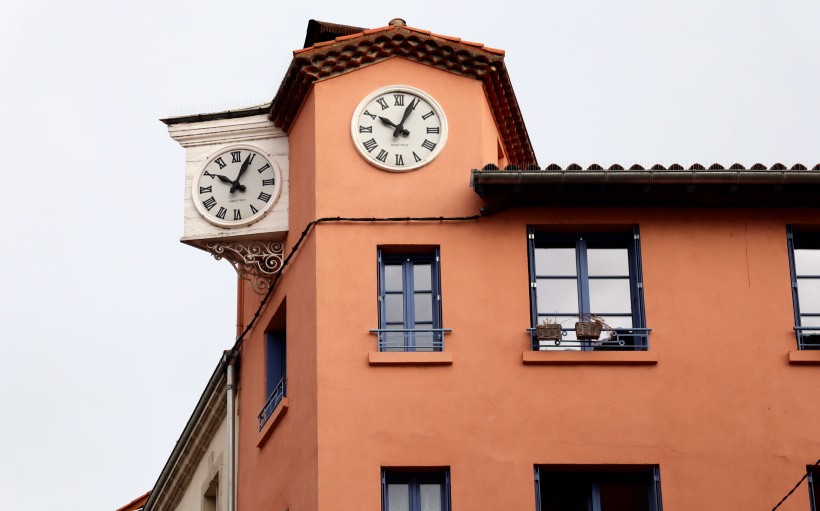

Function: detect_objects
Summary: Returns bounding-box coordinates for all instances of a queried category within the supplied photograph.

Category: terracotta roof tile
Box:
[271,24,535,165]
[403,25,432,35]
[478,162,820,173]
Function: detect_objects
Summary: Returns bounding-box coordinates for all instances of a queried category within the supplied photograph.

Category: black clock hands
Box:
[230,154,252,193]
[392,98,418,138]
[379,116,410,136]
[204,171,235,184]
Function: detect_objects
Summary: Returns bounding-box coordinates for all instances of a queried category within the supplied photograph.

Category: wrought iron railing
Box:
[258,377,286,430]
[528,327,652,351]
[794,326,820,350]
[369,328,452,352]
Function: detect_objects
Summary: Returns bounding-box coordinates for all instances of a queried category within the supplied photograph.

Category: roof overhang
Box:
[472,163,820,206]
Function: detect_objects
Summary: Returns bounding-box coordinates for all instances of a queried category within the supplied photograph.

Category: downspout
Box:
[226,355,236,511]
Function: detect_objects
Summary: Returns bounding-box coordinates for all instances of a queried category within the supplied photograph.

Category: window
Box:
[528,228,647,350]
[382,469,450,511]
[535,466,663,511]
[788,228,820,349]
[376,249,443,351]
[259,331,286,430]
[809,467,819,511]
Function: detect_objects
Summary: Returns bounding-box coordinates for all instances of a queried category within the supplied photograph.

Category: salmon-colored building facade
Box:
[150,19,820,511]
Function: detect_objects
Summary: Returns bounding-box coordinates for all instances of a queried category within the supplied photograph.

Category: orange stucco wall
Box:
[236,56,820,511]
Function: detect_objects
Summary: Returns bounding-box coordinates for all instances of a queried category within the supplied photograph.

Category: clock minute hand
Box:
[379,116,410,136]
[393,99,417,137]
[230,155,252,193]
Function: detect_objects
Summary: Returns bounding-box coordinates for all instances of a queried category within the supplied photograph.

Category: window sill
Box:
[523,350,658,365]
[257,397,288,449]
[368,351,453,365]
[788,350,820,365]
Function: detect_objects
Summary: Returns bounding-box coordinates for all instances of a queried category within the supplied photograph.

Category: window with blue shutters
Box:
[528,227,648,351]
[787,227,820,350]
[376,249,444,352]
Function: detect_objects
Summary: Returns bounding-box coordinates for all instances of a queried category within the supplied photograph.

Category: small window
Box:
[258,331,286,430]
[535,466,662,511]
[788,228,820,349]
[528,228,648,351]
[382,469,450,511]
[376,249,443,351]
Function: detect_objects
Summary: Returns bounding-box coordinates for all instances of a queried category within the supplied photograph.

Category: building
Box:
[147,18,820,511]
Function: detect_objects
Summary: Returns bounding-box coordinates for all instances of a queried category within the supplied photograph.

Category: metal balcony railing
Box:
[258,377,286,430]
[369,328,452,352]
[794,326,820,350]
[528,327,652,351]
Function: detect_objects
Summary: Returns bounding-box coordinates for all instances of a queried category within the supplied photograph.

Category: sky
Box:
[0,1,817,510]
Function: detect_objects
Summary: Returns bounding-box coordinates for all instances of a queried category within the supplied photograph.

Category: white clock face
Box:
[351,85,448,172]
[192,147,281,228]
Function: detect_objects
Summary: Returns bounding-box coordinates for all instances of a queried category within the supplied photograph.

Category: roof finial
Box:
[389,18,406,26]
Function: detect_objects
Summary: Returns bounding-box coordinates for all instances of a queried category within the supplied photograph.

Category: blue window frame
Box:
[809,467,819,511]
[376,249,443,351]
[787,228,820,349]
[535,466,663,511]
[258,331,286,430]
[382,469,450,511]
[528,227,647,350]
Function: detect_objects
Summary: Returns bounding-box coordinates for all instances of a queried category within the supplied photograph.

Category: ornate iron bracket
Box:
[199,239,284,294]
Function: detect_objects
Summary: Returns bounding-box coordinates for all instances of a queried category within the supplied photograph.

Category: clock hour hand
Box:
[379,116,409,136]
[204,171,246,192]
[230,154,252,193]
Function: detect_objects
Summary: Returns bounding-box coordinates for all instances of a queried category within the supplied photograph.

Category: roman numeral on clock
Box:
[395,154,404,166]
[359,126,372,133]
[413,152,422,163]
[363,110,376,120]
[262,178,275,186]
[233,209,242,221]
[250,204,259,215]
[422,111,435,120]
[363,138,378,152]
[421,139,436,151]
[257,163,270,174]
[376,149,388,163]
[376,98,389,110]
[394,94,404,106]
[199,186,212,194]
[258,191,272,203]
[427,127,440,134]
[214,157,227,169]
[231,151,241,163]
[202,197,217,211]
[216,207,227,219]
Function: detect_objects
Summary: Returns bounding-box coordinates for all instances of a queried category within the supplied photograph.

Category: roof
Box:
[160,103,270,126]
[471,162,820,206]
[269,21,536,166]
[303,19,367,49]
[115,491,150,511]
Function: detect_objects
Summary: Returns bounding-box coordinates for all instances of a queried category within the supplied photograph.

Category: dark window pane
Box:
[599,481,650,511]
[541,477,589,511]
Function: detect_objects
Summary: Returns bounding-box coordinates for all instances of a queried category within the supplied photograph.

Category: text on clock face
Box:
[197,149,277,224]
[356,92,443,168]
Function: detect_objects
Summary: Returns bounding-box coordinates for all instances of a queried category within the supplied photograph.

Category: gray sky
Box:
[0,1,817,510]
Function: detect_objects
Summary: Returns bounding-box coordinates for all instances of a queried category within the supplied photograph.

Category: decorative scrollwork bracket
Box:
[197,239,284,294]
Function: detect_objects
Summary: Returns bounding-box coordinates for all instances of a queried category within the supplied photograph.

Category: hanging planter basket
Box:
[536,323,562,341]
[575,321,603,340]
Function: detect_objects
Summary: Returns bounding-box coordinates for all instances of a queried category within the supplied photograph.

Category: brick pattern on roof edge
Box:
[270,25,536,166]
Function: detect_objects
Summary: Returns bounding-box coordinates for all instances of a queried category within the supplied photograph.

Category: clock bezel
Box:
[350,85,448,172]
[191,144,282,229]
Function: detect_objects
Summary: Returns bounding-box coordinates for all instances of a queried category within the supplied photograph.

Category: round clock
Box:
[350,85,448,172]
[192,146,281,228]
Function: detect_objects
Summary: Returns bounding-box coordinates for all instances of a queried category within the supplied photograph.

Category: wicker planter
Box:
[575,321,603,340]
[536,324,562,341]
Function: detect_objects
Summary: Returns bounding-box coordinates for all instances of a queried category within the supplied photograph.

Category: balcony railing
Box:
[258,377,286,430]
[528,327,652,351]
[794,326,820,350]
[369,328,452,352]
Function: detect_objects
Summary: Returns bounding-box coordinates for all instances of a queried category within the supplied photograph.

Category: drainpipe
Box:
[226,355,236,511]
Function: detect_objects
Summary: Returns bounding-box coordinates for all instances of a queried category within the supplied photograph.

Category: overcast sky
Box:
[0,1,817,510]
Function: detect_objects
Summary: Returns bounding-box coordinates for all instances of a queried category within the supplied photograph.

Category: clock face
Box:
[351,85,448,172]
[192,147,281,228]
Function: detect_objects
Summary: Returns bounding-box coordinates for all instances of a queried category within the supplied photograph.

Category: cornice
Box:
[166,114,286,148]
